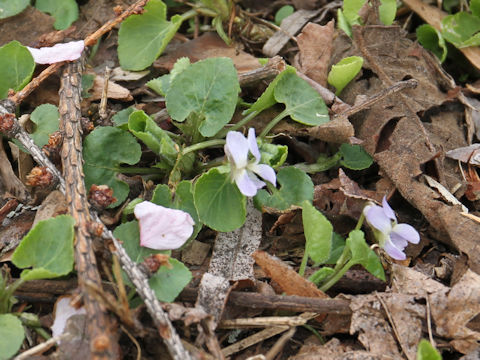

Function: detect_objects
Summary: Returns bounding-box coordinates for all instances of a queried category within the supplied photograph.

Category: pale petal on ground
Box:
[27,40,84,64]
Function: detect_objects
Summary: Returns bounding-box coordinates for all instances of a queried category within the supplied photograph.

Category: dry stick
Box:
[59,56,120,359]
[9,0,148,106]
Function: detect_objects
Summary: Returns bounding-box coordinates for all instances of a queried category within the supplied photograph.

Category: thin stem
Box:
[259,109,288,138]
[355,211,366,231]
[178,8,199,21]
[298,250,309,277]
[319,259,355,292]
[182,139,226,155]
[216,111,259,138]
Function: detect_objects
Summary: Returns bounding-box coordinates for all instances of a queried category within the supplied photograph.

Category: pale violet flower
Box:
[27,40,84,64]
[51,297,86,339]
[224,128,276,197]
[134,201,194,250]
[363,197,420,260]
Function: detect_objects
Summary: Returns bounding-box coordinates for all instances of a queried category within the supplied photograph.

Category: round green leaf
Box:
[30,104,59,148]
[11,215,75,281]
[0,0,29,19]
[254,167,314,211]
[0,314,24,360]
[0,41,35,99]
[83,126,142,207]
[166,57,240,137]
[275,5,294,25]
[441,12,480,48]
[327,56,363,95]
[346,230,385,281]
[274,72,330,125]
[417,339,442,360]
[416,24,447,63]
[35,0,79,30]
[149,258,192,302]
[118,0,183,71]
[302,201,332,264]
[194,168,246,231]
[339,143,373,170]
[379,0,396,26]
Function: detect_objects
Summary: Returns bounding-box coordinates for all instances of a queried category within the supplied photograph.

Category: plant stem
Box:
[182,139,226,155]
[319,259,355,292]
[216,111,259,138]
[355,211,365,231]
[259,109,288,138]
[178,8,199,22]
[298,250,309,277]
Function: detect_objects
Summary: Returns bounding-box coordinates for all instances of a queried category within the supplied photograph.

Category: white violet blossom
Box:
[134,201,194,250]
[224,128,276,197]
[27,40,85,64]
[363,197,420,260]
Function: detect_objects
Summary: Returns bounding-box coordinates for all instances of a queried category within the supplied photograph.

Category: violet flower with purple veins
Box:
[363,197,420,260]
[134,201,194,250]
[224,128,276,197]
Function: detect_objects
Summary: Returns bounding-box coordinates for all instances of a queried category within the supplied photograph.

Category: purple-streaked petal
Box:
[27,40,85,64]
[135,201,194,250]
[382,196,397,221]
[250,163,276,186]
[225,131,249,168]
[384,239,406,260]
[365,205,392,233]
[235,170,262,196]
[247,128,261,162]
[391,223,420,244]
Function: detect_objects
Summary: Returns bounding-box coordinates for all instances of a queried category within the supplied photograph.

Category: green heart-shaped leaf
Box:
[30,104,59,148]
[0,314,24,360]
[0,41,34,99]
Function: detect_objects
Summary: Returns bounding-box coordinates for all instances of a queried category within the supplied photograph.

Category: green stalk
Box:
[182,139,226,155]
[216,111,259,138]
[178,9,199,22]
[319,259,355,292]
[298,250,309,277]
[355,211,366,231]
[259,109,289,138]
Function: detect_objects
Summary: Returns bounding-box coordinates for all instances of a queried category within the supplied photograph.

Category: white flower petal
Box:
[27,40,85,64]
[250,163,276,186]
[391,223,420,244]
[134,201,194,250]
[235,170,261,196]
[51,297,86,339]
[247,128,261,162]
[225,131,249,168]
[382,196,397,221]
[365,205,392,233]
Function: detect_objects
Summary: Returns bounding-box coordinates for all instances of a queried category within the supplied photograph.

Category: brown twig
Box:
[9,0,148,106]
[59,56,120,359]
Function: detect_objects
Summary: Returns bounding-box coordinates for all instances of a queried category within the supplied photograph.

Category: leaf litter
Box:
[1,0,480,359]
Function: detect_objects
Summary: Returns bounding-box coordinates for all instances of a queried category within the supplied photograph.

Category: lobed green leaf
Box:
[30,104,59,148]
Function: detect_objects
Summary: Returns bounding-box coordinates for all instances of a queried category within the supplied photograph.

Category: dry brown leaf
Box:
[294,21,334,87]
[88,75,133,102]
[181,239,210,266]
[32,190,68,226]
[154,32,260,73]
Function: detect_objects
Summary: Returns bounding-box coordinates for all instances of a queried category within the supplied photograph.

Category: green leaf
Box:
[0,0,29,19]
[128,110,178,166]
[472,0,480,18]
[346,230,385,281]
[11,215,75,281]
[81,74,95,98]
[274,72,330,125]
[113,221,167,263]
[342,0,366,26]
[166,57,240,137]
[324,232,346,265]
[327,56,363,95]
[339,143,373,170]
[194,168,246,231]
[254,167,314,211]
[151,184,171,207]
[30,104,59,148]
[112,106,136,129]
[302,201,332,264]
[0,41,35,99]
[244,67,297,116]
[118,0,183,71]
[35,0,79,30]
[0,314,24,360]
[416,24,448,63]
[417,339,442,360]
[379,0,396,25]
[337,9,352,37]
[275,5,294,25]
[259,142,288,169]
[147,57,190,96]
[309,267,335,286]
[149,258,192,302]
[441,12,480,48]
[295,152,342,174]
[83,126,142,207]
